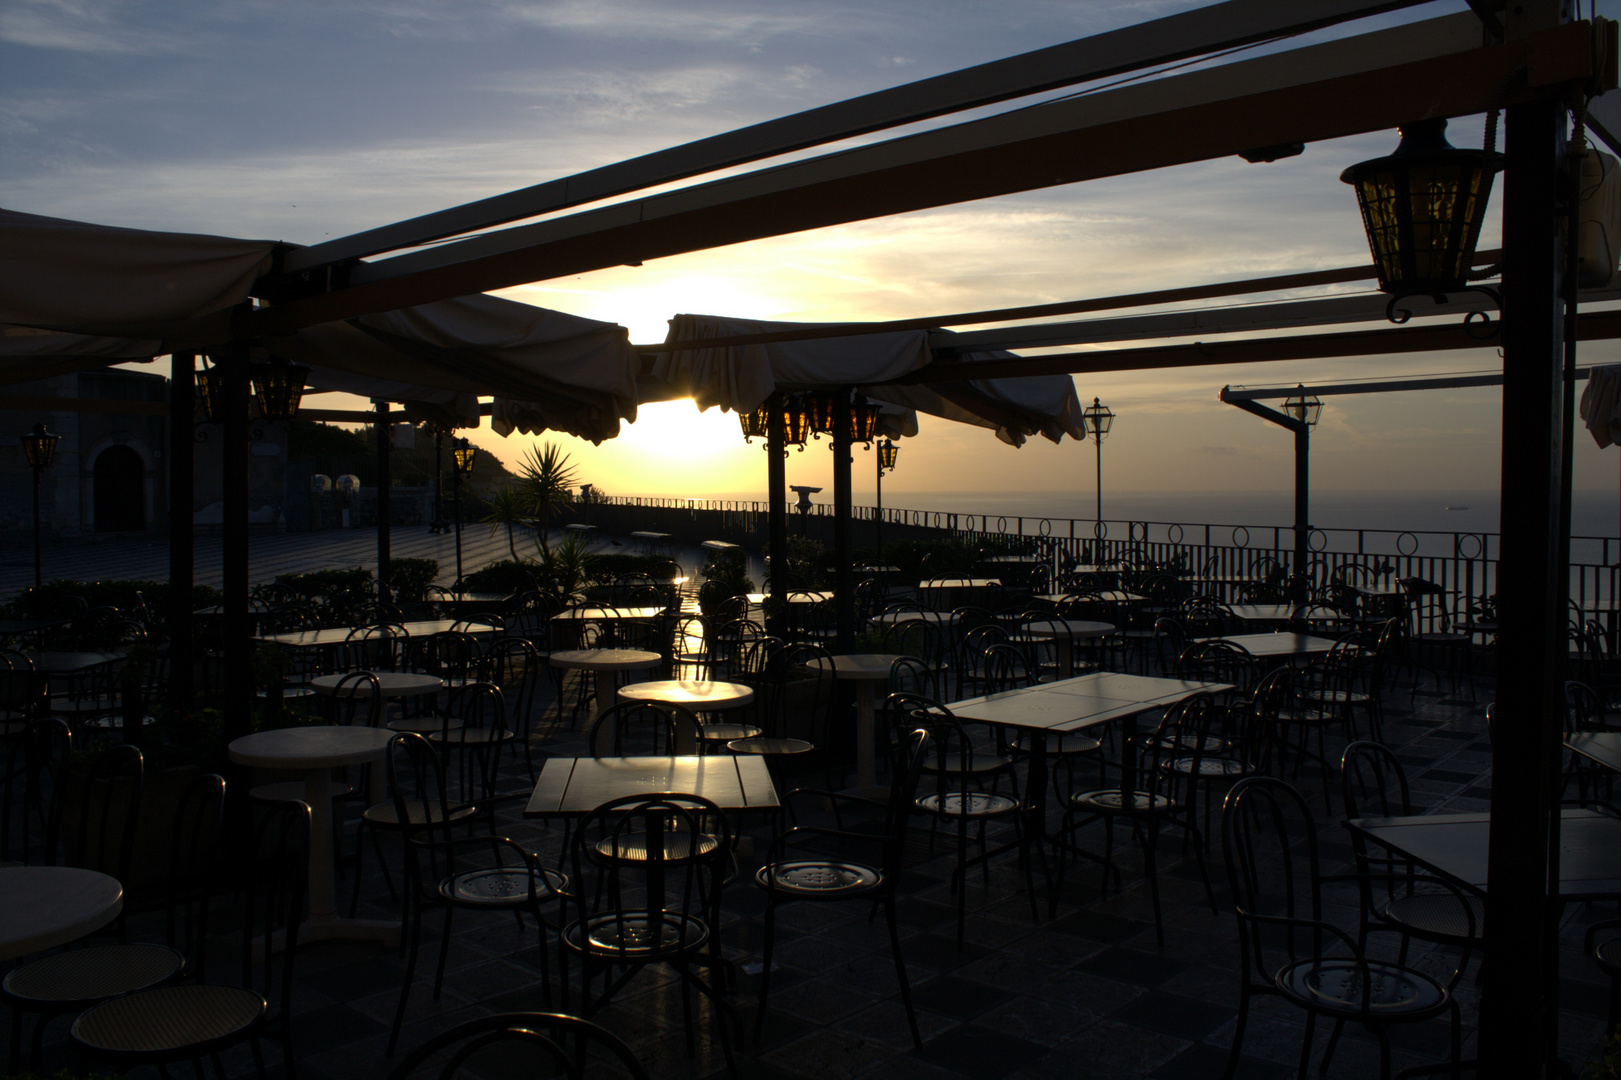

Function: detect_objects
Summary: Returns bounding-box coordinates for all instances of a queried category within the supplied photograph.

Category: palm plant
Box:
[534,531,595,597]
[482,486,528,562]
[517,443,578,554]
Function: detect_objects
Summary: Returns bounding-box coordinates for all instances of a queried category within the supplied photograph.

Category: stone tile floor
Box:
[7,667,1616,1079]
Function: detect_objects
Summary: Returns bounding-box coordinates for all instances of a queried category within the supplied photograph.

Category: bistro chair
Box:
[588,701,702,756]
[561,794,741,1076]
[483,638,544,780]
[385,1011,650,1080]
[70,800,311,1080]
[1050,694,1216,944]
[1220,776,1467,1080]
[753,727,932,1049]
[1340,741,1484,987]
[46,743,143,929]
[385,734,568,1056]
[4,772,224,1072]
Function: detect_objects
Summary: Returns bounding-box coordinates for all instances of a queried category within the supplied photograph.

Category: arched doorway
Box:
[93,446,145,532]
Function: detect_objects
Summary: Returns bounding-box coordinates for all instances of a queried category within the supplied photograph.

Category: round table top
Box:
[1020,619,1115,639]
[549,648,663,672]
[809,653,902,679]
[228,725,395,769]
[309,672,444,698]
[616,680,755,709]
[0,866,123,960]
[870,610,960,626]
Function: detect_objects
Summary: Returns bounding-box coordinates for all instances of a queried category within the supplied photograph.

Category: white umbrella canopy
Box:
[653,314,1086,446]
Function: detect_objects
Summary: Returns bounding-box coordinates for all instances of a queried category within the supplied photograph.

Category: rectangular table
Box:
[1199,632,1337,660]
[1566,732,1621,773]
[256,620,497,648]
[524,755,781,817]
[1345,808,1621,901]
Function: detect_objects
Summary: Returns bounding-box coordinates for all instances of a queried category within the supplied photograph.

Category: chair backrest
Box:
[240,800,310,1022]
[484,638,541,721]
[167,772,226,978]
[566,794,730,964]
[1340,740,1411,819]
[879,619,945,667]
[1152,616,1187,675]
[1177,639,1258,696]
[1221,777,1329,980]
[384,1012,651,1080]
[981,642,1036,694]
[588,701,701,757]
[343,624,404,671]
[328,670,383,727]
[1566,679,1607,734]
[762,642,835,745]
[887,655,938,700]
[47,742,142,883]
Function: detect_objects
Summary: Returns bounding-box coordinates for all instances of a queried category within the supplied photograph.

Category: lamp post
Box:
[1082,397,1114,545]
[875,438,898,557]
[1283,385,1323,602]
[451,437,477,588]
[21,424,60,588]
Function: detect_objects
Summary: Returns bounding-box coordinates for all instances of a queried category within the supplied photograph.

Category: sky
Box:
[6,0,1621,517]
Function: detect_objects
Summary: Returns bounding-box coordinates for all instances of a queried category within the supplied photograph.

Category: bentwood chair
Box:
[1220,777,1468,1080]
[71,800,311,1080]
[6,773,224,1072]
[753,728,932,1049]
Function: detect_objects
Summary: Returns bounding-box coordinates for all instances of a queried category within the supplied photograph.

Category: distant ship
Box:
[1445,505,1468,511]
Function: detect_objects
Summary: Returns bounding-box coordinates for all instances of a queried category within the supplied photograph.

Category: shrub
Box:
[272,567,375,626]
[462,560,541,594]
[387,558,439,602]
[4,579,222,638]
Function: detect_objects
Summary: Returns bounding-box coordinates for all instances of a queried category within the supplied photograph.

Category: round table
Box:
[228,726,397,944]
[0,866,123,960]
[617,679,757,744]
[869,611,960,627]
[309,672,444,698]
[807,653,901,791]
[550,649,663,722]
[1017,619,1115,678]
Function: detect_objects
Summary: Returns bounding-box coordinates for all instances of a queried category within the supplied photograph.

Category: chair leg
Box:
[1221,985,1251,1080]
[1298,1008,1319,1078]
[754,900,779,1044]
[1321,1018,1345,1074]
[884,895,922,1051]
[1144,816,1164,947]
[388,903,424,1056]
[431,905,456,999]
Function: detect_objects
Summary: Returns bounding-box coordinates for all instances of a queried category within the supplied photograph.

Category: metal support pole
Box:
[833,392,854,651]
[453,466,464,587]
[875,450,884,558]
[221,341,252,740]
[767,396,788,637]
[1479,94,1568,1080]
[168,353,195,713]
[1294,426,1310,605]
[376,401,391,599]
[30,466,42,589]
[1093,433,1103,539]
[433,428,444,532]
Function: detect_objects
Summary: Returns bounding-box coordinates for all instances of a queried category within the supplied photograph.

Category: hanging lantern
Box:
[20,424,60,471]
[1083,397,1115,442]
[848,396,882,445]
[248,356,310,421]
[878,438,899,473]
[739,405,771,443]
[1283,385,1323,428]
[195,363,227,422]
[1341,119,1503,320]
[782,395,814,451]
[452,437,478,475]
[806,389,843,437]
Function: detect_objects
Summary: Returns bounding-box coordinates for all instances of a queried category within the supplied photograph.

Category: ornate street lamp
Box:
[805,390,843,438]
[21,423,59,588]
[848,396,882,445]
[875,437,899,556]
[451,437,477,588]
[782,395,814,450]
[1283,385,1324,429]
[1082,397,1114,539]
[248,356,310,421]
[739,405,771,443]
[1341,118,1503,322]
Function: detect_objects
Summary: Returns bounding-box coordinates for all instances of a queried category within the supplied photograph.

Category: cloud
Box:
[0,0,197,54]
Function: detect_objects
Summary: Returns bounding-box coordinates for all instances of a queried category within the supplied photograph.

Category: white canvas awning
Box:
[653,314,1086,446]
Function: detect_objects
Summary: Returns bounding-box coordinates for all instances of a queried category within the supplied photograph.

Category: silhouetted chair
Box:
[71,800,311,1080]
[1220,776,1467,1080]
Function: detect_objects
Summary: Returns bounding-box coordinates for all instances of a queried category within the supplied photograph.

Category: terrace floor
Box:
[5,655,1614,1080]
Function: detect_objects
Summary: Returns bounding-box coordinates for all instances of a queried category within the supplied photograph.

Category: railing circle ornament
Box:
[1094,520,1109,540]
[996,516,1008,534]
[1456,533,1483,560]
[1167,524,1184,544]
[1309,530,1328,552]
[1232,527,1250,548]
[1397,532,1419,556]
[932,513,943,529]
[1129,521,1147,542]
[1038,518,1052,536]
